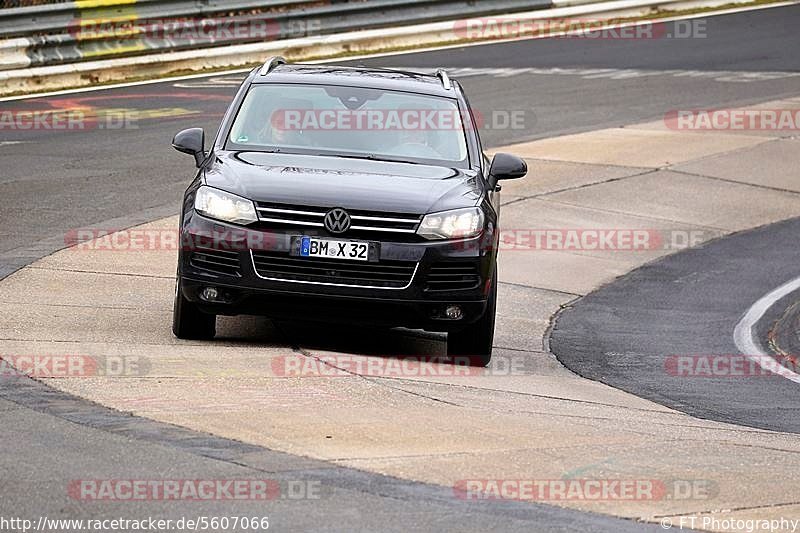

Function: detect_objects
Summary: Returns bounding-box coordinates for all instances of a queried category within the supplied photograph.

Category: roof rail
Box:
[435,68,452,90]
[260,56,286,76]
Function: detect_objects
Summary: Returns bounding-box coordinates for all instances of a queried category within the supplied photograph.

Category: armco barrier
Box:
[0,0,771,96]
[0,0,551,70]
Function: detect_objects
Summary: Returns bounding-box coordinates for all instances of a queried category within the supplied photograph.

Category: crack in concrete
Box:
[26,265,174,279]
[669,168,800,196]
[499,280,582,298]
[0,300,150,311]
[535,197,733,232]
[654,499,800,519]
[515,168,662,202]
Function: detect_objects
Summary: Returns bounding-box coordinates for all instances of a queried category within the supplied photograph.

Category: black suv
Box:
[171,58,526,366]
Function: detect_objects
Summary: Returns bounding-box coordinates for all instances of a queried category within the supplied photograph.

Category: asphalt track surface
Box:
[550,216,800,434]
[0,4,798,531]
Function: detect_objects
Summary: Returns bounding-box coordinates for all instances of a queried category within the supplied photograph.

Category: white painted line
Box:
[733,276,800,384]
[0,0,796,103]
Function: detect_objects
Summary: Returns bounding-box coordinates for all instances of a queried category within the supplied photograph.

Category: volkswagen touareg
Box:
[171,58,527,366]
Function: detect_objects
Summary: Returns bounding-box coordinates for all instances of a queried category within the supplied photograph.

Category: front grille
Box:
[255,202,422,237]
[252,251,417,289]
[190,248,242,277]
[426,263,481,291]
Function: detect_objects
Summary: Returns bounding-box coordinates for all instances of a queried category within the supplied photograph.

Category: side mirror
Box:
[172,128,206,168]
[488,153,527,187]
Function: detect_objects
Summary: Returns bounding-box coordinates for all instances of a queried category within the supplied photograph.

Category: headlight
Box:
[194,186,258,225]
[417,207,485,240]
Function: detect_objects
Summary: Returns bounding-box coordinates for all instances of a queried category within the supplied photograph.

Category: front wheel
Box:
[172,277,216,340]
[447,272,497,367]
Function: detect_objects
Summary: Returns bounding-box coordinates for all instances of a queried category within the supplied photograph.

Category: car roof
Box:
[250,64,459,98]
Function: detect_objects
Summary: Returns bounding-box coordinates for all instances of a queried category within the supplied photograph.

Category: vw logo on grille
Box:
[324,208,351,234]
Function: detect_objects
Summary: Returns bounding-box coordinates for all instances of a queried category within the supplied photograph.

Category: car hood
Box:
[203,151,483,214]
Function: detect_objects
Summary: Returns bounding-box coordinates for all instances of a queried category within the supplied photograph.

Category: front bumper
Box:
[178,214,496,331]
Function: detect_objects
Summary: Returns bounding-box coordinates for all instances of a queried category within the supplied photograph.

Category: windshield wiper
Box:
[325,153,419,165]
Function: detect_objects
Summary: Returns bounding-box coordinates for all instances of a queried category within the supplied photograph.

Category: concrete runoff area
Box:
[2,96,800,528]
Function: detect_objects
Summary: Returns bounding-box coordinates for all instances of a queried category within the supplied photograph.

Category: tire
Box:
[447,270,497,367]
[172,277,216,340]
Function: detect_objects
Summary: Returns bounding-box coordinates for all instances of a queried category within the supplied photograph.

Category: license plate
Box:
[299,237,370,261]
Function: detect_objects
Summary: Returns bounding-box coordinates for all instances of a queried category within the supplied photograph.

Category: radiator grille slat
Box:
[425,263,481,291]
[190,248,242,277]
[252,251,417,289]
[255,202,423,239]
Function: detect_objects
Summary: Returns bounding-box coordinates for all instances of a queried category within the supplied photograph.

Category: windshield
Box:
[227,84,469,166]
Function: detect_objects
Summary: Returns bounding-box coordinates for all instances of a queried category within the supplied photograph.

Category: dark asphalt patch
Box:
[550,216,800,433]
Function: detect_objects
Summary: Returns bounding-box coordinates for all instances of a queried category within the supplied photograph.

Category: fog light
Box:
[200,287,219,302]
[445,305,464,320]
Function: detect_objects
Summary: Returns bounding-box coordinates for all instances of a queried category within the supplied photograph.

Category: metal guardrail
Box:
[0,1,68,9]
[0,0,552,71]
